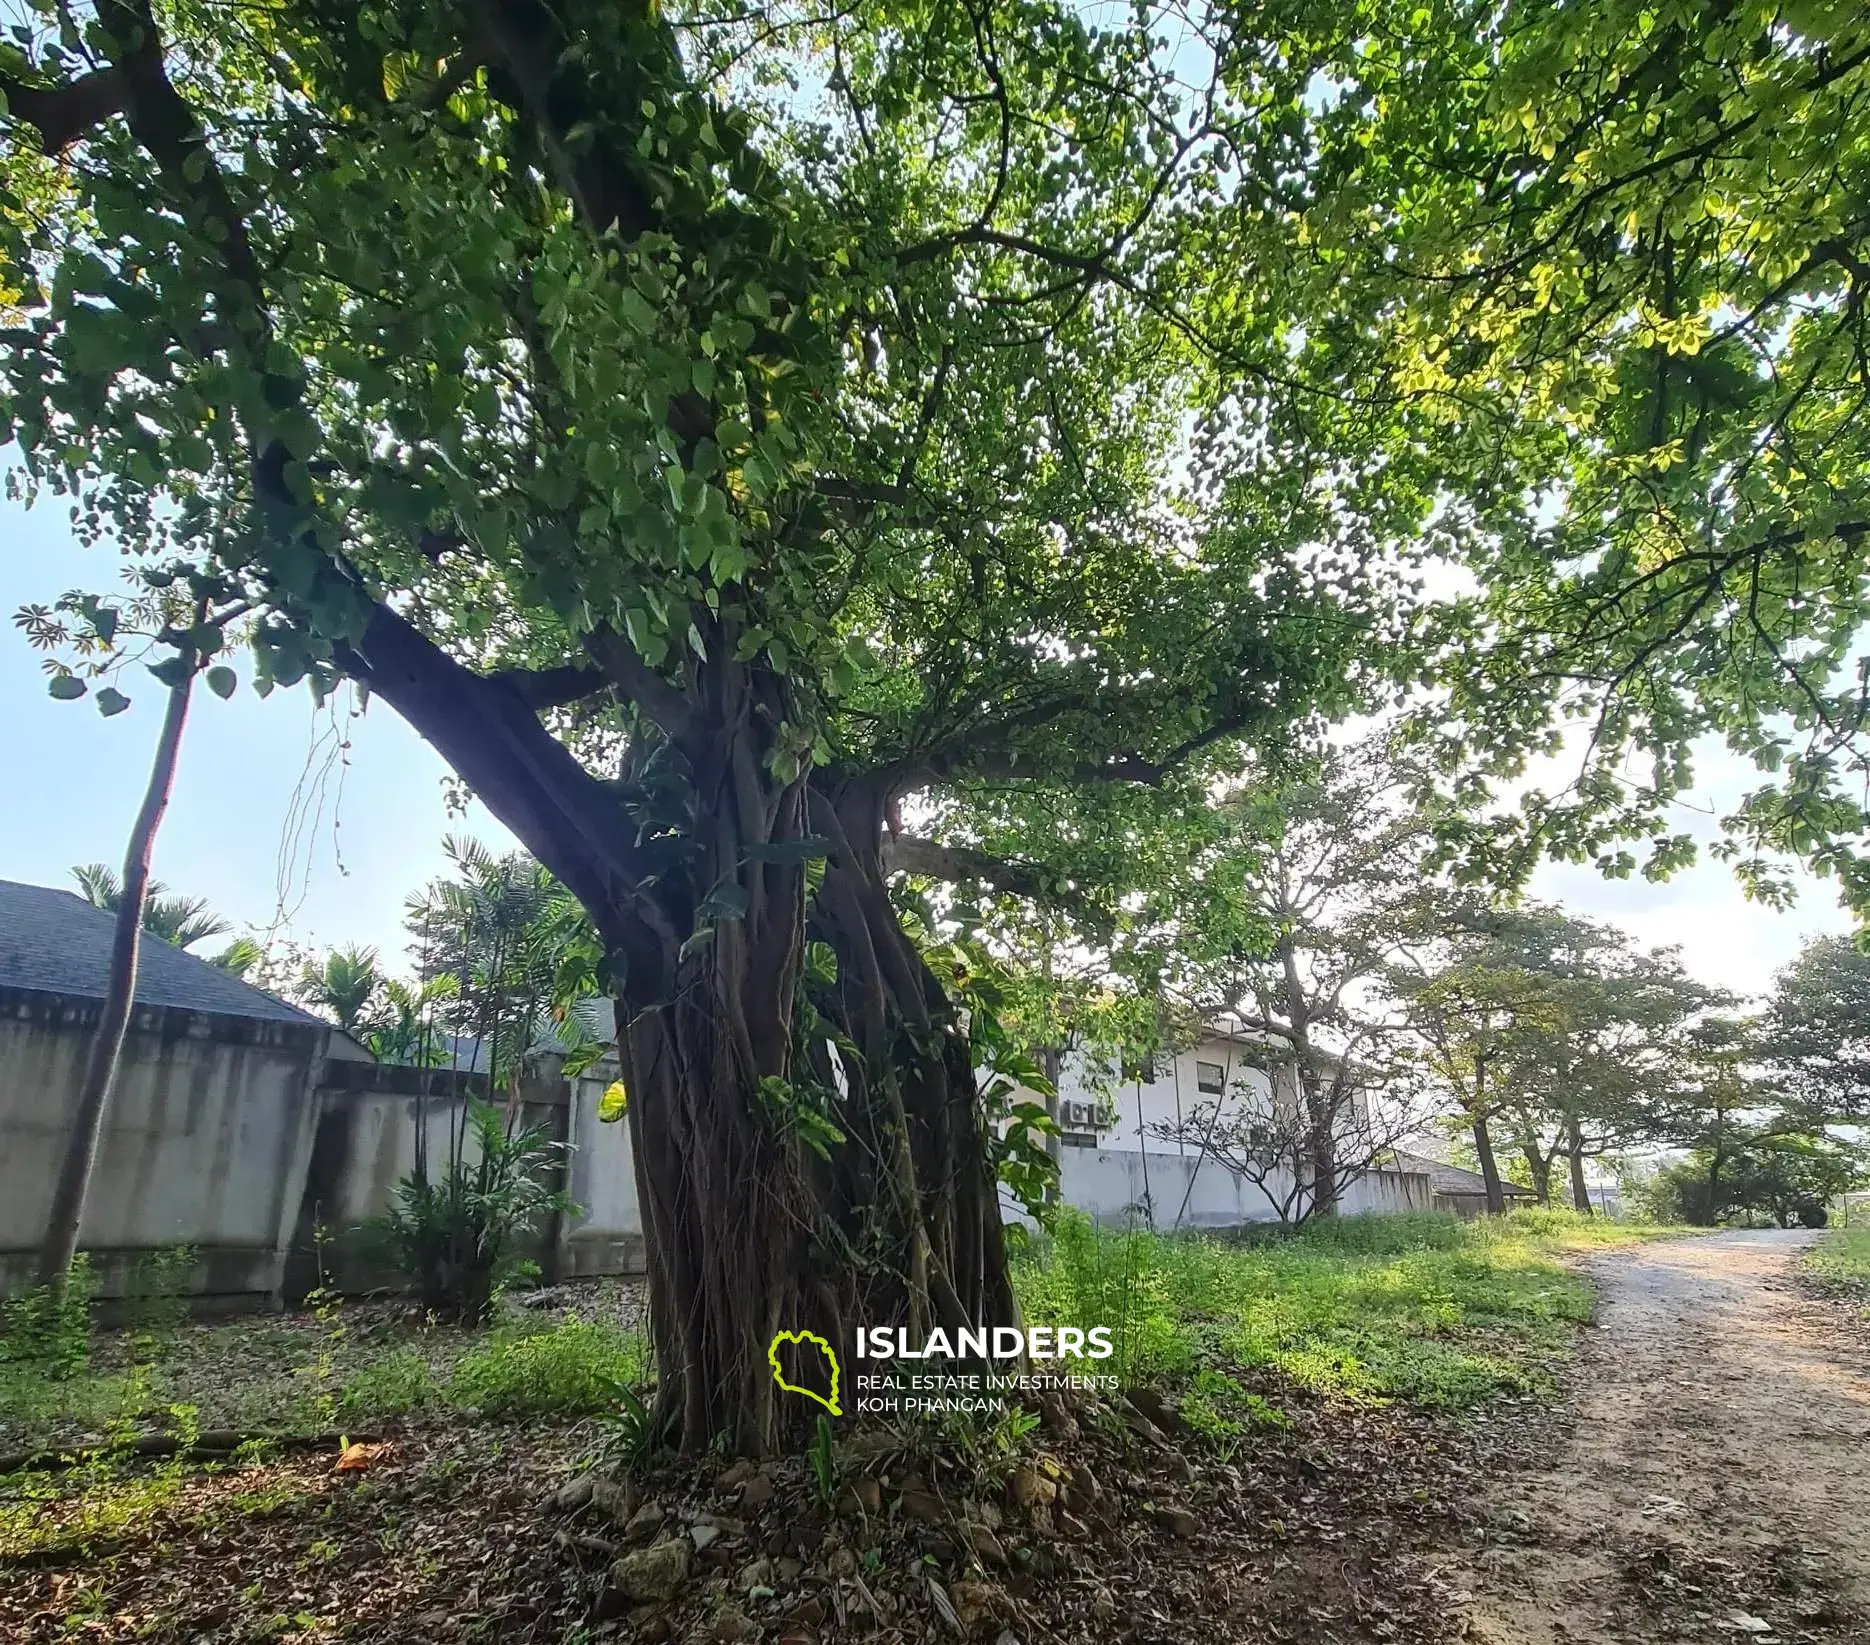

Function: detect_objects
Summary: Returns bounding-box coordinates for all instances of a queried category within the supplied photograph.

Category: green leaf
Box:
[597,1080,629,1123]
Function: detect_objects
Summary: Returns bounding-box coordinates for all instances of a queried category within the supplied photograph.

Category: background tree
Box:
[295,945,385,1037]
[1759,936,1870,1125]
[71,863,232,952]
[1381,903,1578,1214]
[1104,728,1459,1216]
[1484,914,1722,1212]
[38,638,202,1291]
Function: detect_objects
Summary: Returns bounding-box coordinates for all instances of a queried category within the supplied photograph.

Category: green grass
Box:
[1805,1227,1870,1301]
[1013,1208,1683,1410]
[1,1309,647,1455]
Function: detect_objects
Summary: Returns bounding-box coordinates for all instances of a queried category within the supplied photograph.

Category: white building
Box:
[1017,1021,1433,1231]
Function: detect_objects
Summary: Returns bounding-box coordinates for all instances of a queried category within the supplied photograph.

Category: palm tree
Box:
[298,945,385,1034]
[207,937,264,979]
[71,864,233,951]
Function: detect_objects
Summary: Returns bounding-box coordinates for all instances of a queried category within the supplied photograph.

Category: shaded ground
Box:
[17,1217,1799,1644]
[1445,1231,1870,1645]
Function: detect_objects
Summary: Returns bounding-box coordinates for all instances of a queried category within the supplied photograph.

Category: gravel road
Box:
[1447,1231,1869,1645]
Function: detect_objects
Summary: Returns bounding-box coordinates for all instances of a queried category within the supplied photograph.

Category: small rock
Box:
[960,1523,1008,1567]
[738,1473,776,1509]
[949,1580,1009,1636]
[775,1557,805,1585]
[691,1523,723,1552]
[1155,1505,1200,1540]
[1005,1464,1056,1509]
[625,1502,668,1541]
[556,1474,636,1521]
[702,1608,760,1643]
[994,1631,1025,1645]
[611,1538,694,1604]
[1038,1393,1079,1442]
[1127,1387,1183,1433]
[547,1476,596,1513]
[962,1498,1003,1530]
[717,1459,757,1490]
[1062,1464,1100,1513]
[900,1488,946,1524]
[827,1547,858,1578]
[845,1475,883,1517]
[738,1557,775,1592]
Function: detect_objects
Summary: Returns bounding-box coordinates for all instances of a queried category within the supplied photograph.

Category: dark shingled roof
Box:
[1392,1148,1538,1200]
[0,878,324,1028]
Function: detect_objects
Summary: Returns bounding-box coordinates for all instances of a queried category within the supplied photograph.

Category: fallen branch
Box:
[0,1427,375,1477]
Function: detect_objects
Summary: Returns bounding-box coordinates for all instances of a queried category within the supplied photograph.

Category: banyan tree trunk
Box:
[616,770,1017,1457]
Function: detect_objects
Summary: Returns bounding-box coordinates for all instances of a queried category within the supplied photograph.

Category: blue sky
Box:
[0,492,1854,995]
[1,494,517,963]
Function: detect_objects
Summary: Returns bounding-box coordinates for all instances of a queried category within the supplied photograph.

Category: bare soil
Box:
[1445,1231,1870,1645]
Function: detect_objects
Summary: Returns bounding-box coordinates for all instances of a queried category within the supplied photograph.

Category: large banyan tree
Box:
[0,0,1427,1452]
[13,0,1870,1453]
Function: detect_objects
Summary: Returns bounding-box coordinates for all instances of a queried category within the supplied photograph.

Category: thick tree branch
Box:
[490,659,613,711]
[882,835,1105,929]
[0,65,128,152]
[99,0,646,938]
[583,624,697,744]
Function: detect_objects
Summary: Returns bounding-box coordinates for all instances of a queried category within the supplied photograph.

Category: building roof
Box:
[1392,1149,1538,1200]
[0,878,327,1029]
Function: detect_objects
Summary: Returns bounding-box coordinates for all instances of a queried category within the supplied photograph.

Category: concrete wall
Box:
[0,986,646,1310]
[562,1060,645,1278]
[0,988,331,1303]
[1004,1146,1434,1232]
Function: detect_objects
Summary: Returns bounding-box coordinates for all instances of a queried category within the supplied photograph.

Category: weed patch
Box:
[1805,1228,1870,1303]
[1013,1208,1679,1409]
[449,1320,644,1419]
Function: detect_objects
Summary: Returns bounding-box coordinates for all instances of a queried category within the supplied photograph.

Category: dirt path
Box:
[1449,1231,1870,1645]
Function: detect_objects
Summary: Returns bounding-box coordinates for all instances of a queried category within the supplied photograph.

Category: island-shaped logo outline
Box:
[767,1329,842,1415]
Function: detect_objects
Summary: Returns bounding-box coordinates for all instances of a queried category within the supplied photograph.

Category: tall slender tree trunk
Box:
[1521,1145,1552,1205]
[1470,1052,1506,1214]
[1564,1115,1592,1213]
[1281,943,1337,1217]
[1037,933,1062,1195]
[38,664,197,1297]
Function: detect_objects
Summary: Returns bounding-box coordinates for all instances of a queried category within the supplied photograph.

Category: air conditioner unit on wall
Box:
[1059,1099,1100,1132]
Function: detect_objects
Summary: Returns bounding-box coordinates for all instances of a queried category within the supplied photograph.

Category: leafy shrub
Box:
[123,1246,196,1346]
[374,1103,579,1325]
[450,1320,644,1418]
[1,1254,96,1379]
